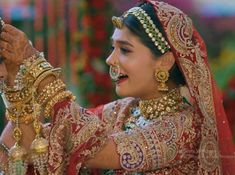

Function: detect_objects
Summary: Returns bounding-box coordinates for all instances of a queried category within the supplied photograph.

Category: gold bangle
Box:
[27,60,53,80]
[6,101,35,124]
[44,90,76,118]
[22,51,43,67]
[5,52,44,91]
[36,79,66,105]
[0,141,9,154]
[3,87,32,104]
[33,68,61,89]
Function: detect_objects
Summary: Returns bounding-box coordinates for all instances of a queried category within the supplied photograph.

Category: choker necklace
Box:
[139,88,183,120]
[123,88,188,131]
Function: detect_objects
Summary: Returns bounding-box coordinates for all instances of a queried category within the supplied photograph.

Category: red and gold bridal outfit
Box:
[29,1,235,174]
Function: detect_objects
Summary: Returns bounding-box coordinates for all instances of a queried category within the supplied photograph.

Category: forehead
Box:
[111,26,137,43]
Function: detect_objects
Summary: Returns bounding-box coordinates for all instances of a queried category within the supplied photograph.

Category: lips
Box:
[115,73,128,83]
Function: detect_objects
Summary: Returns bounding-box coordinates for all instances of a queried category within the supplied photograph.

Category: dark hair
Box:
[122,3,186,85]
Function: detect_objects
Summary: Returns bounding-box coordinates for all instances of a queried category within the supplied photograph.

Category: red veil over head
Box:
[145,0,235,174]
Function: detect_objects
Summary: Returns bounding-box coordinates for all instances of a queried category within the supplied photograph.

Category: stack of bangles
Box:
[0,40,76,174]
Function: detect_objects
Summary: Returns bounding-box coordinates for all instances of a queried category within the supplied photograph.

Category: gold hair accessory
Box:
[113,7,171,54]
[111,16,123,29]
[155,69,169,92]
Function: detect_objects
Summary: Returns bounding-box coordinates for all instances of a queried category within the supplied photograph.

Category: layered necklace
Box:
[123,88,185,131]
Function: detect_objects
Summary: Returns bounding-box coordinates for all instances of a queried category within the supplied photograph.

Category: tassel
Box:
[30,101,49,175]
[8,144,28,175]
[30,136,48,175]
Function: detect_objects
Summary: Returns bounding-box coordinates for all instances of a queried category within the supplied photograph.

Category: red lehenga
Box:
[28,1,235,175]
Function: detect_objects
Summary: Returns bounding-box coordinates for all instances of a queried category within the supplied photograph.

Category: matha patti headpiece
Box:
[112,7,171,54]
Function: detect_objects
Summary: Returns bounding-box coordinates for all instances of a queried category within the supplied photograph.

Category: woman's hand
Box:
[0,24,38,86]
[0,24,37,64]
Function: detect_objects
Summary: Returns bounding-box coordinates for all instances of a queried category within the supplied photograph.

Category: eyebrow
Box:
[111,39,134,47]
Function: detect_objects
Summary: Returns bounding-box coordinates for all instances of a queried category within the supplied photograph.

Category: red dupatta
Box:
[146,0,235,174]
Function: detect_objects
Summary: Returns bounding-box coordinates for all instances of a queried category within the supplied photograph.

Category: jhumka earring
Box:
[155,69,169,92]
[109,64,120,81]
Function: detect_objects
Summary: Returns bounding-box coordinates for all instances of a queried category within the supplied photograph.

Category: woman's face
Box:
[106,26,160,99]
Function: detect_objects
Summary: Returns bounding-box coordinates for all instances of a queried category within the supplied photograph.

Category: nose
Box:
[106,50,117,66]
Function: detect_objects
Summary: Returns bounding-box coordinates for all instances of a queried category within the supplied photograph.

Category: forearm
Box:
[0,122,35,149]
[0,121,35,169]
[83,139,120,169]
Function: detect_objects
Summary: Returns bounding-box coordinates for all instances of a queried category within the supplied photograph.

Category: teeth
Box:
[117,74,128,80]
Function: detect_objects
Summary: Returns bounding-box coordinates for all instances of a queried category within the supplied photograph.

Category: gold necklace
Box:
[123,88,184,131]
[139,88,183,120]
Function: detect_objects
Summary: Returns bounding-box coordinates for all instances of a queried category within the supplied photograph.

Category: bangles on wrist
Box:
[0,141,9,155]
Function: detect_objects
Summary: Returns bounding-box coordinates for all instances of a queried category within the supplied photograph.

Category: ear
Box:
[156,52,175,71]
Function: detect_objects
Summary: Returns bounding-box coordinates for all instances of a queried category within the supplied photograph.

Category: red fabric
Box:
[193,25,235,174]
[213,81,235,174]
[145,0,235,173]
[224,77,235,135]
[51,99,107,174]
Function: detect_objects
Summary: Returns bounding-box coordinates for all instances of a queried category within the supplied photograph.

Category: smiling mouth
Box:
[115,73,128,83]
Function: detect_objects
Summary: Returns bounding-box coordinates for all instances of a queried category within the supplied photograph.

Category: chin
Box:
[115,87,129,97]
[116,87,136,98]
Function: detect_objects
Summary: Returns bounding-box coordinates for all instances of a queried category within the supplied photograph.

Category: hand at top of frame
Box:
[0,24,38,86]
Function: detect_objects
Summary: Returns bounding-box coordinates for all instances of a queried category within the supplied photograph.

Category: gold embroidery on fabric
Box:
[48,118,71,173]
[199,137,220,172]
[47,101,109,174]
[167,15,193,55]
[112,105,200,173]
[113,130,148,171]
[153,1,220,172]
[69,107,107,155]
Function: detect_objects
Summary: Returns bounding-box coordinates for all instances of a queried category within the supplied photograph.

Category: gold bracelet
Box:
[22,51,43,67]
[36,79,66,105]
[33,68,61,89]
[27,60,53,80]
[5,52,44,91]
[44,90,76,118]
[0,141,10,172]
[3,87,32,104]
[0,141,9,155]
[6,101,35,124]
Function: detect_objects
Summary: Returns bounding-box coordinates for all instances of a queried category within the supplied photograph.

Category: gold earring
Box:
[155,69,169,92]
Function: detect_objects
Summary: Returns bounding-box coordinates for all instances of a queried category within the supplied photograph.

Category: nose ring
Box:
[109,65,120,81]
